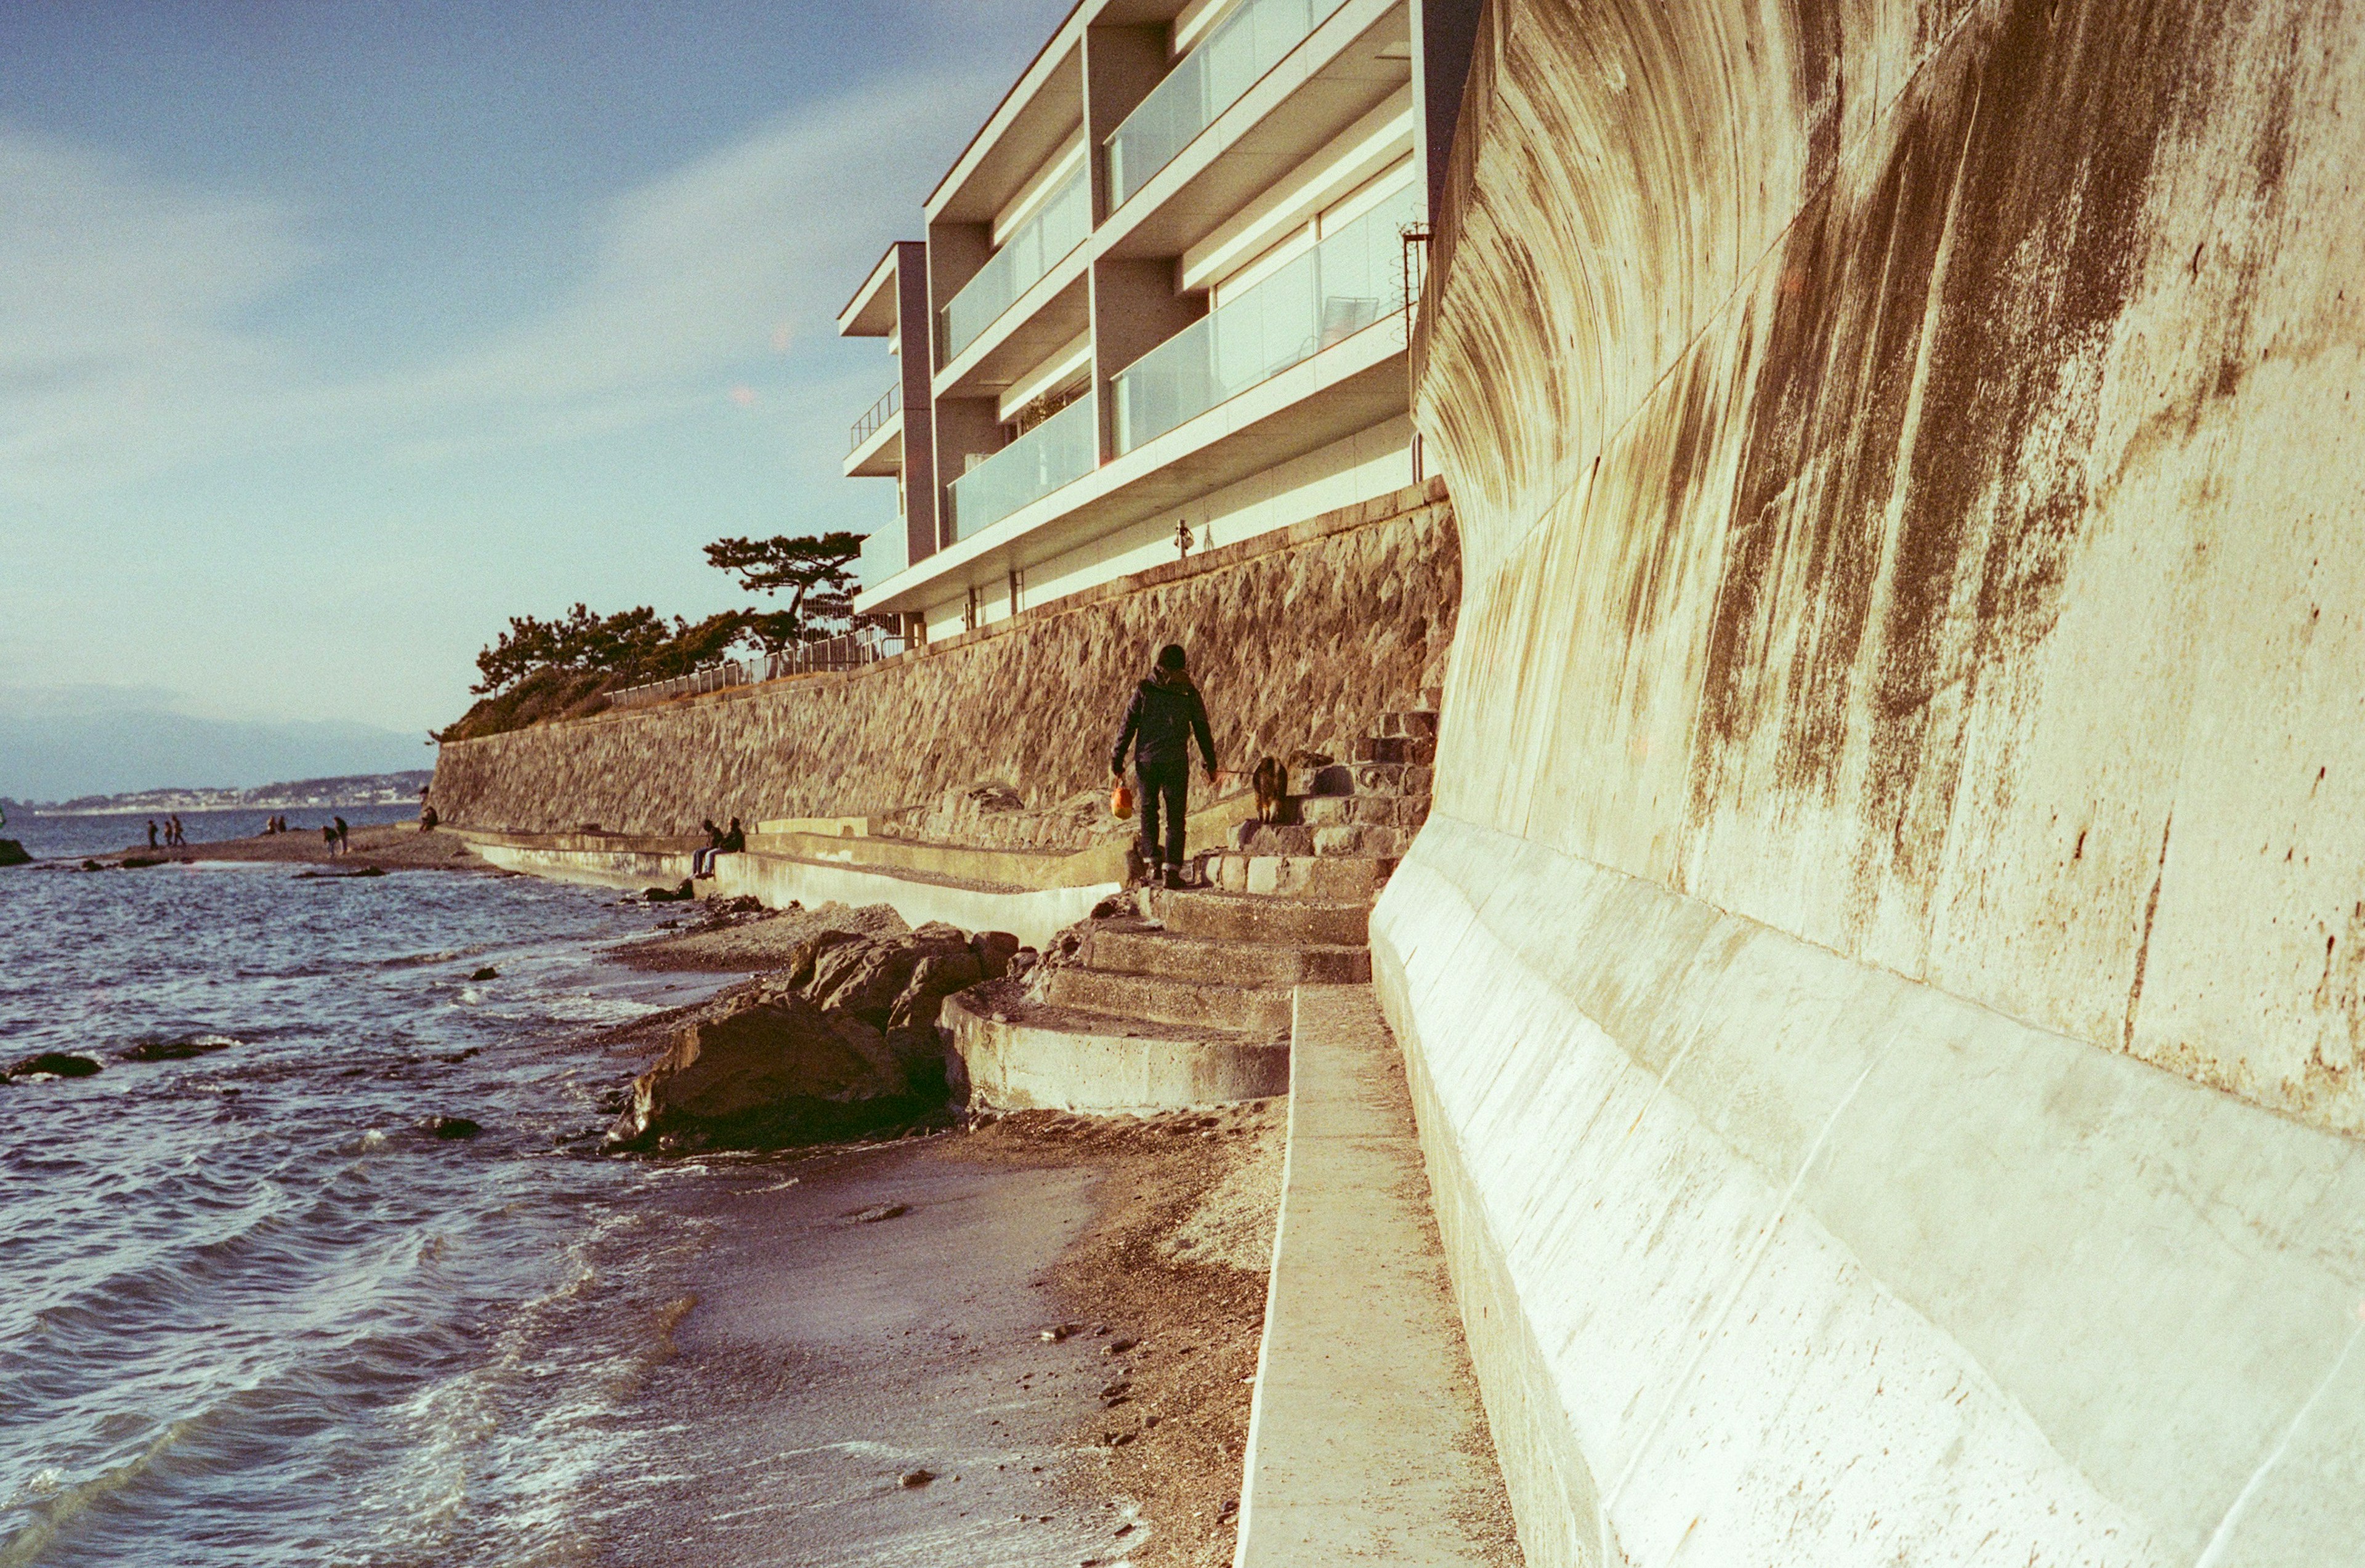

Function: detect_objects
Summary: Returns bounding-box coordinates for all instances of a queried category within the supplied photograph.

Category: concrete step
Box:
[1293,794,1429,830]
[1207,852,1396,899]
[1082,926,1372,987]
[1231,820,1317,855]
[1142,888,1371,947]
[1233,985,1517,1564]
[1309,824,1408,859]
[1232,818,1410,859]
[943,984,1288,1112]
[1045,965,1295,1034]
[1288,761,1433,799]
[1348,734,1437,766]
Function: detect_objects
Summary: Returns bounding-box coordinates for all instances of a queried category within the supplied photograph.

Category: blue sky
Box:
[0,0,1070,785]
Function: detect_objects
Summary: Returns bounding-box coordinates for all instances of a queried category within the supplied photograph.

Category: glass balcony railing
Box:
[849,381,900,454]
[945,396,1096,540]
[1110,182,1416,455]
[857,521,907,590]
[1105,0,1344,208]
[939,164,1091,362]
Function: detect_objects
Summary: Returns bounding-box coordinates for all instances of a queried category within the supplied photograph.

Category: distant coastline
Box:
[4,769,433,818]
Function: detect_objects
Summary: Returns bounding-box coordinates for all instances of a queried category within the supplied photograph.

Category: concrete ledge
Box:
[453,827,1112,948]
[710,854,1114,952]
[1234,984,1516,1566]
[1372,816,2365,1567]
[944,990,1288,1112]
[469,839,692,891]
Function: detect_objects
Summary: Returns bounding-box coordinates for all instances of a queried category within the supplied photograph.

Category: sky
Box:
[0,0,1072,797]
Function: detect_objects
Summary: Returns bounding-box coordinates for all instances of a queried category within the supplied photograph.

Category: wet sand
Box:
[597,1104,1284,1568]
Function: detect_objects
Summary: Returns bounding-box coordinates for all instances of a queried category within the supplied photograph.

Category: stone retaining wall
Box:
[431,482,1457,848]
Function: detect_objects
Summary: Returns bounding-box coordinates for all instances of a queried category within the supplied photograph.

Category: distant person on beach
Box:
[168,815,184,848]
[147,820,158,849]
[334,817,349,855]
[322,823,337,854]
[1111,642,1218,890]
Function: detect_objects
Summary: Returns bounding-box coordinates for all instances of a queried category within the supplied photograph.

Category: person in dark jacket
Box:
[1112,643,1217,889]
[720,817,746,854]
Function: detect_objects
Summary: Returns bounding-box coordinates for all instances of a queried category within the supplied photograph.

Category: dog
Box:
[1251,756,1285,824]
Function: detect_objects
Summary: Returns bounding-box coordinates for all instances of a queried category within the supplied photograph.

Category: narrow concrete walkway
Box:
[1234,984,1520,1566]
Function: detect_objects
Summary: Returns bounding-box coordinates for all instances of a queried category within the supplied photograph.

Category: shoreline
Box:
[618,1105,1281,1567]
[573,898,1282,1564]
[40,820,491,874]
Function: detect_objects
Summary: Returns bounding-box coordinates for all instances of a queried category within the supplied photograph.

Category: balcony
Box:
[1106,0,1348,209]
[850,382,900,453]
[939,164,1091,363]
[857,520,907,593]
[846,381,904,477]
[1112,181,1415,455]
[945,396,1095,541]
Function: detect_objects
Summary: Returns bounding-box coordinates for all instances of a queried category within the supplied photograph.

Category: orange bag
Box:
[1110,782,1136,819]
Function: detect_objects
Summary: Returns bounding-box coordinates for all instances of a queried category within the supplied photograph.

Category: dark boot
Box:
[1162,863,1183,891]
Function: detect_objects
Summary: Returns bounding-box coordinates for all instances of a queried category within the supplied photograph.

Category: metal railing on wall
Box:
[607,625,906,710]
[850,381,900,453]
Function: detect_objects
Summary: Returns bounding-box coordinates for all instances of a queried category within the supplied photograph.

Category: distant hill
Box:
[14,770,437,816]
[0,698,432,802]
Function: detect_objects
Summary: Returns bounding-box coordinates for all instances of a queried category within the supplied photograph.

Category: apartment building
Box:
[839,0,1478,640]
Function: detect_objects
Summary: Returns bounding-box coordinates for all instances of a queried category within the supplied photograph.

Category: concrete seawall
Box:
[1389,0,2365,1561]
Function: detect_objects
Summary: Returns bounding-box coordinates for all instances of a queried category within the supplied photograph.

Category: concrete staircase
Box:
[943,693,1438,1113]
[1202,693,1439,899]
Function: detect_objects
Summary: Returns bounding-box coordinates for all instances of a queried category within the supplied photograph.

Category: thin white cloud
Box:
[0,67,983,497]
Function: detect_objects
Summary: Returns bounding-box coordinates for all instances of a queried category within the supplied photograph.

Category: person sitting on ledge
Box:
[692,817,722,878]
[1112,642,1218,891]
[721,817,746,854]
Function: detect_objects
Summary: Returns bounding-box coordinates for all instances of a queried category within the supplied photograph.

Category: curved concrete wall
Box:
[1382,0,2365,1561]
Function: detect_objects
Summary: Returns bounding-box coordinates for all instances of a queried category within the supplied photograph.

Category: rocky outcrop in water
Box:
[606,919,1020,1153]
[0,839,28,868]
[7,1053,102,1080]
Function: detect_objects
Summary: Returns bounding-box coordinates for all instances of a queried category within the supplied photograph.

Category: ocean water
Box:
[3,806,422,864]
[1,862,1124,1568]
[0,862,730,1566]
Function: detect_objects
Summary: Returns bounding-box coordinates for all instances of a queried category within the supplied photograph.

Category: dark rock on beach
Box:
[7,1053,103,1080]
[603,919,1007,1154]
[605,990,929,1151]
[469,966,499,981]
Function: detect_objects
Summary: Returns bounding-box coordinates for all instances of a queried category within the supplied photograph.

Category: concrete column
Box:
[1411,0,1483,222]
[1090,257,1205,463]
[1082,22,1166,221]
[892,241,940,567]
[924,219,990,368]
[932,396,1004,550]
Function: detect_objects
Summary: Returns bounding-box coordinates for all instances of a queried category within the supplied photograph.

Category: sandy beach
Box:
[559,901,1288,1564]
